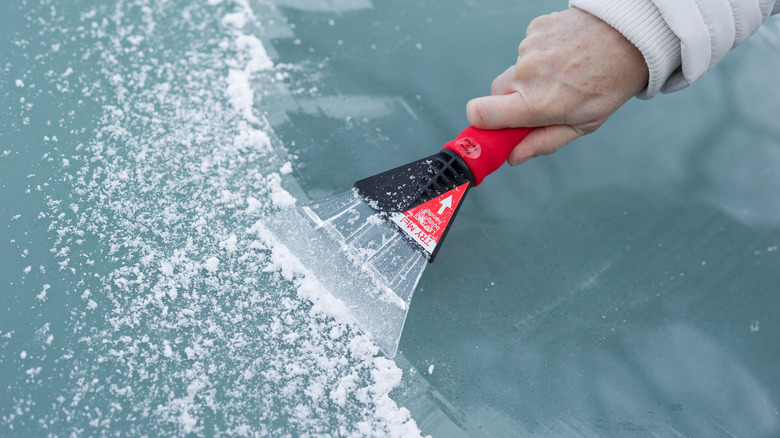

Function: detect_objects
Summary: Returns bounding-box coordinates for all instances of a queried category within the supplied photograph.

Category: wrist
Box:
[569,0,681,99]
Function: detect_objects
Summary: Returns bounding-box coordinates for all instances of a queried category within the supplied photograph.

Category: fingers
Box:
[466,95,584,166]
[507,125,583,166]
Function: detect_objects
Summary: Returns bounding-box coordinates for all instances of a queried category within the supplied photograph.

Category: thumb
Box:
[507,125,583,166]
[467,92,558,129]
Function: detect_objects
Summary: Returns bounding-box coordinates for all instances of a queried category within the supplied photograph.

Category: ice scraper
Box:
[265,126,531,358]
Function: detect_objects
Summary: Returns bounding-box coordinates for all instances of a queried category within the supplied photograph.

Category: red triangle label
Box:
[390,183,469,256]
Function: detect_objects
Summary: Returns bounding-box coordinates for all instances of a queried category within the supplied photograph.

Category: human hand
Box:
[466,8,649,165]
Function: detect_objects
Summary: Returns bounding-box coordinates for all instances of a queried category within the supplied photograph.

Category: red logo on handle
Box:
[453,137,481,159]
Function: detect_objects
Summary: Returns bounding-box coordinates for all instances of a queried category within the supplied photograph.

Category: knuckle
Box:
[517,33,542,58]
[490,78,502,95]
[526,14,550,35]
[515,48,552,77]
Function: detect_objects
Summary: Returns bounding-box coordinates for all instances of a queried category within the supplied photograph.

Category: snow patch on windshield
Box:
[1,0,423,436]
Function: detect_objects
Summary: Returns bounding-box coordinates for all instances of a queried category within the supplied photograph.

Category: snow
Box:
[1,0,427,436]
[226,69,258,124]
[219,233,238,253]
[221,12,246,29]
[245,196,263,214]
[204,256,220,273]
[160,261,174,276]
[266,174,297,208]
[163,341,174,358]
[36,284,50,301]
[373,357,404,395]
[233,123,272,153]
[235,34,274,73]
[126,35,144,45]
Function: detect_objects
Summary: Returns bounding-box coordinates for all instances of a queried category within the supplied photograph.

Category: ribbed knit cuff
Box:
[570,0,682,99]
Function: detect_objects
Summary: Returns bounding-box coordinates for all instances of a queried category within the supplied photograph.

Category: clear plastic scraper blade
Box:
[264,190,427,358]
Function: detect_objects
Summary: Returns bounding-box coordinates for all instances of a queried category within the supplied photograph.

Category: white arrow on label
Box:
[437,195,453,215]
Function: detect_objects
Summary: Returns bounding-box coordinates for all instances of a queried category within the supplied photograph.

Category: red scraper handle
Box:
[443,126,532,186]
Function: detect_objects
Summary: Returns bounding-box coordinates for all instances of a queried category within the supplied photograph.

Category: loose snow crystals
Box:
[5,0,427,436]
[160,261,174,276]
[245,197,264,215]
[221,3,273,125]
[204,256,220,274]
[372,357,404,396]
[233,121,271,153]
[266,173,296,209]
[235,34,273,73]
[226,69,258,123]
[37,284,50,302]
[221,12,247,29]
[219,233,238,253]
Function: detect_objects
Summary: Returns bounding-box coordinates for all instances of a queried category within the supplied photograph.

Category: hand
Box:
[466,8,649,165]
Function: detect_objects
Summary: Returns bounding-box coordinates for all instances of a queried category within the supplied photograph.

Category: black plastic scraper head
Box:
[354,148,475,261]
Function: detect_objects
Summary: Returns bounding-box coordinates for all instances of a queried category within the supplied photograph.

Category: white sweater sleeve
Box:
[570,0,779,98]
